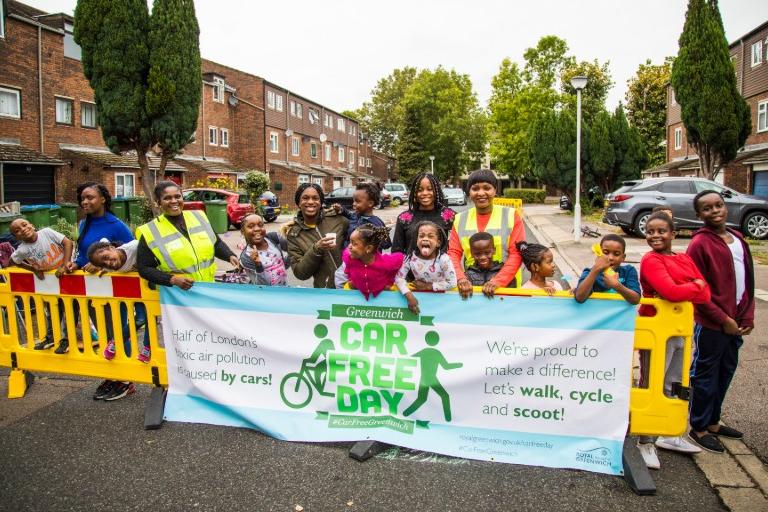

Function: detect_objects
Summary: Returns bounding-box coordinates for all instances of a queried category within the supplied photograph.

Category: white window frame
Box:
[310,142,317,159]
[115,173,135,198]
[324,113,332,128]
[758,100,768,133]
[0,87,21,119]
[269,132,279,153]
[290,100,303,118]
[267,90,276,109]
[312,176,323,187]
[63,21,81,60]
[81,101,96,128]
[674,127,682,150]
[275,94,284,112]
[208,126,218,146]
[366,157,372,168]
[291,137,300,156]
[752,40,763,67]
[308,108,319,124]
[337,118,345,132]
[325,143,331,160]
[212,77,225,103]
[338,147,345,163]
[670,88,676,106]
[0,2,6,39]
[298,174,310,184]
[349,149,355,165]
[220,128,229,148]
[359,156,364,167]
[55,96,74,125]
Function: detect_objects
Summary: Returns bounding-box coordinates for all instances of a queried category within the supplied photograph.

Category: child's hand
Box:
[332,203,342,214]
[413,279,432,291]
[250,248,261,264]
[739,325,753,336]
[406,293,420,314]
[25,261,45,280]
[692,278,706,290]
[593,255,611,272]
[543,284,558,296]
[457,278,473,299]
[602,271,619,290]
[723,317,740,335]
[63,261,77,273]
[482,282,498,298]
[82,263,99,274]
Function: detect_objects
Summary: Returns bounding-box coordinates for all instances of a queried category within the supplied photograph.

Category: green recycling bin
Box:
[126,197,143,223]
[0,213,22,235]
[48,204,61,225]
[204,200,229,234]
[21,205,51,228]
[111,198,128,222]
[57,203,78,226]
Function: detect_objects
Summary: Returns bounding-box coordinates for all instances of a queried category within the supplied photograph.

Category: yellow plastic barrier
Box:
[492,197,523,212]
[0,270,689,437]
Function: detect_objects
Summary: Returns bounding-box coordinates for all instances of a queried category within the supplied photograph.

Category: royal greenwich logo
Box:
[574,446,613,467]
[279,304,462,434]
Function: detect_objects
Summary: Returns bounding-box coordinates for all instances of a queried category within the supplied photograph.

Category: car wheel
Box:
[742,211,768,240]
[633,210,651,237]
[620,226,635,236]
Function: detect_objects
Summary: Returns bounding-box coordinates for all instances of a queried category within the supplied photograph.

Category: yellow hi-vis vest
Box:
[137,210,217,282]
[455,205,521,287]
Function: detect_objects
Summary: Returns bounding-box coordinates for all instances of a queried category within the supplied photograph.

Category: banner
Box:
[161,283,635,475]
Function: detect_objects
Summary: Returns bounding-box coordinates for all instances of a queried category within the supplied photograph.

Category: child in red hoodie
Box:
[638,212,711,466]
[686,190,755,453]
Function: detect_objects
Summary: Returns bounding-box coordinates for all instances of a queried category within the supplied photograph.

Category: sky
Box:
[23,0,768,113]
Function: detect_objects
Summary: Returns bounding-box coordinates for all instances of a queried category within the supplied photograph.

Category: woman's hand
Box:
[170,275,194,290]
[229,255,241,270]
[457,278,473,299]
[482,281,499,298]
[314,237,336,253]
[332,203,343,214]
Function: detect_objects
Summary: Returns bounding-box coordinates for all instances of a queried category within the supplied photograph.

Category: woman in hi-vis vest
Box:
[447,169,525,299]
[136,181,239,290]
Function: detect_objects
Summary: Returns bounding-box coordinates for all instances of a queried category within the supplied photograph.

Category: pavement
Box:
[0,203,765,511]
[523,202,768,512]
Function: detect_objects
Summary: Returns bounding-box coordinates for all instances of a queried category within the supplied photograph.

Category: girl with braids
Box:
[391,172,455,254]
[334,224,404,300]
[285,183,348,288]
[517,241,563,295]
[331,182,391,249]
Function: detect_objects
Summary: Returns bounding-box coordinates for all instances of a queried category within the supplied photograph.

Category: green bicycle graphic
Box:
[280,324,336,409]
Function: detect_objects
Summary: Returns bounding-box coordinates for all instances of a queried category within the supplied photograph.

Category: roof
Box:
[7,0,48,19]
[175,155,246,174]
[0,143,64,164]
[60,146,186,172]
[729,20,768,49]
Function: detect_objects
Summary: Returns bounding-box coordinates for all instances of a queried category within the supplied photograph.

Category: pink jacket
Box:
[342,249,404,299]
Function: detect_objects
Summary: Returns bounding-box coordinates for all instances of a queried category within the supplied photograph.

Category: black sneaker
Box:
[708,425,744,439]
[34,338,55,350]
[93,380,115,400]
[54,339,69,354]
[689,431,724,453]
[104,382,136,401]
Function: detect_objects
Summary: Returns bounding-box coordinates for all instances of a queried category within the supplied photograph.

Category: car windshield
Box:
[238,194,249,203]
[443,189,463,197]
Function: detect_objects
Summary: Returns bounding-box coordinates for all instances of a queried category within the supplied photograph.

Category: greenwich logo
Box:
[574,446,613,467]
[279,304,462,434]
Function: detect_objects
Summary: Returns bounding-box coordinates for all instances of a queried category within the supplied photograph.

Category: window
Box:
[324,113,332,128]
[337,118,345,132]
[674,127,682,150]
[212,77,225,103]
[275,94,283,112]
[55,97,73,125]
[310,142,317,158]
[366,157,371,168]
[359,156,364,167]
[325,143,331,160]
[290,100,302,118]
[313,176,323,187]
[208,126,218,145]
[269,132,279,153]
[298,174,310,184]
[338,147,345,163]
[308,108,319,124]
[81,102,96,128]
[0,87,21,118]
[349,150,355,165]
[220,128,229,148]
[115,173,135,197]
[758,101,768,133]
[752,41,763,67]
[660,180,692,194]
[64,22,81,60]
[670,88,676,106]
[291,137,300,156]
[694,180,730,195]
[0,1,5,39]
[267,91,276,109]
[349,124,357,136]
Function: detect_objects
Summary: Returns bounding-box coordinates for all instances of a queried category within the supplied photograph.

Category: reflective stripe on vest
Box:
[455,206,514,267]
[137,210,217,282]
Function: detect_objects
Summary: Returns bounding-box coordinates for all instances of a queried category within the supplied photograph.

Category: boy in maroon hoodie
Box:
[686,190,755,453]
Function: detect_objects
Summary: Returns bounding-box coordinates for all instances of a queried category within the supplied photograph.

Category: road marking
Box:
[755,289,768,302]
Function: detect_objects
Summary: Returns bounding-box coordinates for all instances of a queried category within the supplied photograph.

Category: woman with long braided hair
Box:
[391,172,455,254]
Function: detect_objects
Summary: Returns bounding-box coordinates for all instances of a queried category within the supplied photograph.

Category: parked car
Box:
[602,177,768,239]
[384,183,409,206]
[183,188,281,228]
[324,186,391,210]
[443,187,467,206]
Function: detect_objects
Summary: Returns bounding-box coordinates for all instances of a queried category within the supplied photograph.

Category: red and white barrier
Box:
[9,273,142,299]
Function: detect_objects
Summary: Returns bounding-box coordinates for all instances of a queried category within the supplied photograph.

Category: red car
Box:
[182,188,254,229]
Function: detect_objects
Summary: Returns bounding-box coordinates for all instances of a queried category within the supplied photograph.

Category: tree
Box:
[611,104,648,189]
[560,59,613,123]
[529,110,579,198]
[74,0,202,202]
[522,35,574,89]
[587,110,615,191]
[397,104,427,183]
[242,170,270,212]
[670,0,751,179]
[625,58,673,168]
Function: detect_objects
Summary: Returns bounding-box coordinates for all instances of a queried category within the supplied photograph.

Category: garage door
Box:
[3,164,56,204]
[754,171,768,199]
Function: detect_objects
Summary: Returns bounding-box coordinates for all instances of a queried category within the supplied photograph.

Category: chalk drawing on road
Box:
[376,447,470,465]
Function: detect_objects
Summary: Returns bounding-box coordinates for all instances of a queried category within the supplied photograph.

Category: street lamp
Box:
[429,155,435,174]
[570,75,588,242]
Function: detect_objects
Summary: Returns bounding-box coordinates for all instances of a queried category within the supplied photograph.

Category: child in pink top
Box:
[334,224,404,299]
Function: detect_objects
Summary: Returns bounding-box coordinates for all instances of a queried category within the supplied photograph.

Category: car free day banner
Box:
[161,283,635,475]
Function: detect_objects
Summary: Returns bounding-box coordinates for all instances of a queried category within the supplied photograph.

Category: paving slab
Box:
[717,487,768,512]
[735,454,768,495]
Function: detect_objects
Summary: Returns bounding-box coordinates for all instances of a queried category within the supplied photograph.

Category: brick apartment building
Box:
[0,0,396,209]
[645,20,768,198]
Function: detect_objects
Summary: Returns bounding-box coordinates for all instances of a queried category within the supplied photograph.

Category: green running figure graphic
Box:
[402,331,463,422]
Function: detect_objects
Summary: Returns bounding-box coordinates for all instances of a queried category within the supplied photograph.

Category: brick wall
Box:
[723,161,751,193]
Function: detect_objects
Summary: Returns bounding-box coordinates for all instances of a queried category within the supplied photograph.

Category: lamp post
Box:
[429,155,435,174]
[570,75,588,242]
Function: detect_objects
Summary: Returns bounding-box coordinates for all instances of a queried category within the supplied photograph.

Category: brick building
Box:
[0,0,396,208]
[646,20,768,198]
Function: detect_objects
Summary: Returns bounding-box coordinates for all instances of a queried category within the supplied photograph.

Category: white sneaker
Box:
[637,442,660,469]
[655,435,702,454]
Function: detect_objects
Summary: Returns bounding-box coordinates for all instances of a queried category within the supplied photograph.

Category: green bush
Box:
[53,217,78,241]
[502,188,546,203]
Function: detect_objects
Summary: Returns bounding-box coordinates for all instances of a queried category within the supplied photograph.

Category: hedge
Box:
[502,188,546,203]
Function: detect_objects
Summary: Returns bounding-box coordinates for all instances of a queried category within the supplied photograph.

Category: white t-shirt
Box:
[115,240,139,272]
[727,237,746,305]
[11,227,66,270]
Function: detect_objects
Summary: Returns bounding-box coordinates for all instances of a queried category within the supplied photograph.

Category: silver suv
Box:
[384,182,409,206]
[603,177,768,239]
